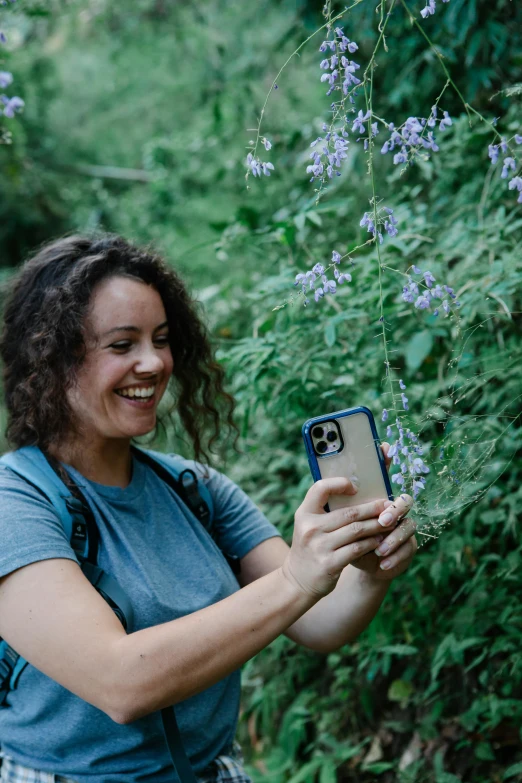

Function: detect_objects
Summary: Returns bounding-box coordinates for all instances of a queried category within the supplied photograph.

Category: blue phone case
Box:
[302,406,393,501]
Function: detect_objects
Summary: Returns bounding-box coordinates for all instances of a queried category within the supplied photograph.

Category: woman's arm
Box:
[239,492,417,654]
[0,479,388,725]
[239,537,389,653]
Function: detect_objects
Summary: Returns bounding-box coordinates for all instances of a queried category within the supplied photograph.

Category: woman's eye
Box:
[154,335,170,346]
[110,341,132,351]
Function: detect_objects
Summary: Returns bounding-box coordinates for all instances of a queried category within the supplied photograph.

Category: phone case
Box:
[302,406,393,511]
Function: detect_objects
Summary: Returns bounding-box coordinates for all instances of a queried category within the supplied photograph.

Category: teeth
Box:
[116,385,155,399]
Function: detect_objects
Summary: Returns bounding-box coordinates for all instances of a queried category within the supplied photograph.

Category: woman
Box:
[0,235,417,783]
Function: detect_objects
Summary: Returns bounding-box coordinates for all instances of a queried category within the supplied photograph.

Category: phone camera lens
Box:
[312,426,324,439]
[316,441,327,454]
[326,431,337,442]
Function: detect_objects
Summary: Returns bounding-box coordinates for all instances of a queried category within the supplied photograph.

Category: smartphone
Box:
[302,406,393,511]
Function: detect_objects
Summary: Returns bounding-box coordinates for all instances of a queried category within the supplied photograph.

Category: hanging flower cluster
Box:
[380,107,452,166]
[246,137,274,177]
[360,205,398,244]
[381,380,430,499]
[0,3,24,124]
[294,250,351,304]
[401,265,460,316]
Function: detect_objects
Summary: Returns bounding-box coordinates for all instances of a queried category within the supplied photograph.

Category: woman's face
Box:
[67,275,174,445]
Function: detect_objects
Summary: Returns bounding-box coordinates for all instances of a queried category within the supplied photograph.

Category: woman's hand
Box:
[349,442,418,581]
[282,477,397,599]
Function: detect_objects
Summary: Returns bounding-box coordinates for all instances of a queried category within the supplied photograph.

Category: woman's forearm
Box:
[284,566,389,653]
[113,567,316,723]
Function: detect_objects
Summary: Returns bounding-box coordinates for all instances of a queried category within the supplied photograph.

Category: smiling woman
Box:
[0,234,416,783]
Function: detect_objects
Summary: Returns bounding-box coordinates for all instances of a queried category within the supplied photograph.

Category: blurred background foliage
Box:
[1,0,522,781]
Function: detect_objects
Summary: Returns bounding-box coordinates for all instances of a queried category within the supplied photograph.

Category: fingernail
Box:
[375,543,389,556]
[376,534,385,544]
[378,512,393,527]
[380,559,392,570]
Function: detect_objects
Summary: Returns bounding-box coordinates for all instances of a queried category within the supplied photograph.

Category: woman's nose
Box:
[135,344,169,374]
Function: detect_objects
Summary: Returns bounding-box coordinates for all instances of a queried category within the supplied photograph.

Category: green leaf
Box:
[504,762,522,780]
[474,742,495,761]
[324,321,336,347]
[387,679,415,704]
[319,758,337,783]
[363,763,395,774]
[405,330,434,372]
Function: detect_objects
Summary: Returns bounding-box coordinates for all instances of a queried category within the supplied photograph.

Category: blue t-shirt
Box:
[0,452,281,782]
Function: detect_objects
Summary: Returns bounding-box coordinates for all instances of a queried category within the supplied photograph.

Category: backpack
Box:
[0,444,240,783]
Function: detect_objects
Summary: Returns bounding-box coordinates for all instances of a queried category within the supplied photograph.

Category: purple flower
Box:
[420,0,436,19]
[312,263,325,275]
[401,393,409,411]
[2,95,24,118]
[323,279,337,294]
[314,287,324,302]
[399,379,406,390]
[501,157,516,179]
[412,265,422,274]
[382,409,389,422]
[393,147,408,165]
[488,144,499,164]
[423,270,436,288]
[415,295,431,310]
[508,176,522,203]
[0,70,13,89]
[439,110,452,130]
[352,109,371,135]
[262,138,272,151]
[515,134,522,145]
[0,31,6,45]
[331,251,341,264]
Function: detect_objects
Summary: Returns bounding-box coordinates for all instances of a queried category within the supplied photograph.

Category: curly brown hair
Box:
[0,234,236,462]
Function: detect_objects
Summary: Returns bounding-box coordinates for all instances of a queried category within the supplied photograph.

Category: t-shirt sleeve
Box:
[199,465,282,560]
[0,467,79,579]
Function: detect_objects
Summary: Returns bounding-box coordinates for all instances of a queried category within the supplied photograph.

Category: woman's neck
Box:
[48,437,133,488]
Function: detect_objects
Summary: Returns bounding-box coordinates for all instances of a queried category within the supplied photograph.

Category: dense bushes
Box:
[1,1,521,780]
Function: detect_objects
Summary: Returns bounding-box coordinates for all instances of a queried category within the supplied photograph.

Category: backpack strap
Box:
[132,448,240,576]
[131,447,214,532]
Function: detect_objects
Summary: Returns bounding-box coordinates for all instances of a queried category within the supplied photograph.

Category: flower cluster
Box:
[382,381,429,499]
[360,205,398,244]
[294,250,351,304]
[0,6,24,123]
[401,265,460,316]
[246,140,274,178]
[306,26,363,183]
[488,134,522,204]
[380,107,452,166]
[420,0,450,19]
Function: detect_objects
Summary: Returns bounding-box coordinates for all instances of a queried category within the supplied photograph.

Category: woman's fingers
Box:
[376,533,418,573]
[328,516,393,549]
[377,492,413,528]
[298,477,358,515]
[375,517,417,558]
[381,442,392,469]
[323,497,392,532]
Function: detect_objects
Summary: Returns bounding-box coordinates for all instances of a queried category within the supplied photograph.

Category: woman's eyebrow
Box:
[101,321,169,338]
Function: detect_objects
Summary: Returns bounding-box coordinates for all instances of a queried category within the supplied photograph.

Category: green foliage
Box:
[1,0,522,781]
